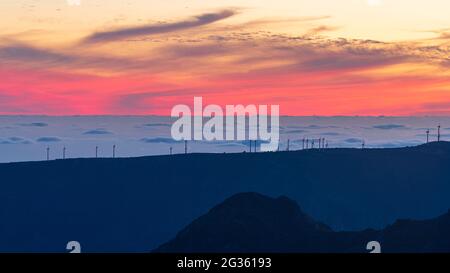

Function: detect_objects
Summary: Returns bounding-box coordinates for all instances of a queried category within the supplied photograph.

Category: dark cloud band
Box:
[83,9,237,44]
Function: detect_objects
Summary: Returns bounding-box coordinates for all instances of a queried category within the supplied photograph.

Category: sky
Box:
[1,0,450,115]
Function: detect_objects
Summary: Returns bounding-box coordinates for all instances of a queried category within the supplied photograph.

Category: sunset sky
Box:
[1,0,450,115]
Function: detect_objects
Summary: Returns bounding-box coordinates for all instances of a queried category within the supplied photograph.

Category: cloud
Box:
[284,129,308,134]
[140,137,180,144]
[0,42,142,73]
[36,136,61,142]
[321,132,340,136]
[424,28,450,40]
[2,25,449,78]
[416,133,450,138]
[159,43,233,58]
[416,127,436,131]
[142,123,171,127]
[83,129,113,135]
[295,125,339,129]
[202,15,331,33]
[440,32,450,39]
[138,138,267,146]
[18,122,48,127]
[217,142,247,148]
[295,47,410,73]
[240,139,270,146]
[203,140,264,146]
[373,124,407,130]
[0,44,74,64]
[307,25,339,36]
[0,137,32,145]
[83,9,237,44]
[344,138,363,143]
[1,10,450,115]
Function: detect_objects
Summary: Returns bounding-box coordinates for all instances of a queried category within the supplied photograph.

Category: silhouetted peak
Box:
[209,192,318,228]
[155,192,333,252]
[218,193,302,212]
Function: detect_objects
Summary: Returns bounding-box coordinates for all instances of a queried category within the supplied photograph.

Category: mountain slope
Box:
[1,142,450,252]
[155,193,450,253]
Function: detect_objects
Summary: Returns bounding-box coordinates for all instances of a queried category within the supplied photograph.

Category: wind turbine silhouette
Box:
[438,125,441,142]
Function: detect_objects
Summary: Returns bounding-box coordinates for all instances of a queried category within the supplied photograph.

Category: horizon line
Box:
[1,141,448,165]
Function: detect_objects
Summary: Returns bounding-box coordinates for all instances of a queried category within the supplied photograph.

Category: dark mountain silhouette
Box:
[155,192,450,253]
[1,141,450,252]
[156,192,334,253]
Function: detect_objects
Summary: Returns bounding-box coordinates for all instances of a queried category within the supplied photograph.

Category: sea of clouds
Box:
[0,116,448,163]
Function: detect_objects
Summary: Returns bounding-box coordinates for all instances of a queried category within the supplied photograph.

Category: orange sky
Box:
[1,0,450,115]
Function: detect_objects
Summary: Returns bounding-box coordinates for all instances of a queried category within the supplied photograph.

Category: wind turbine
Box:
[113,145,116,158]
[438,125,441,142]
[426,129,430,143]
[63,146,66,159]
[46,146,50,161]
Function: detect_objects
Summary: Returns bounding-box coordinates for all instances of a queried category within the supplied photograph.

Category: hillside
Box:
[155,192,450,253]
[0,142,450,252]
